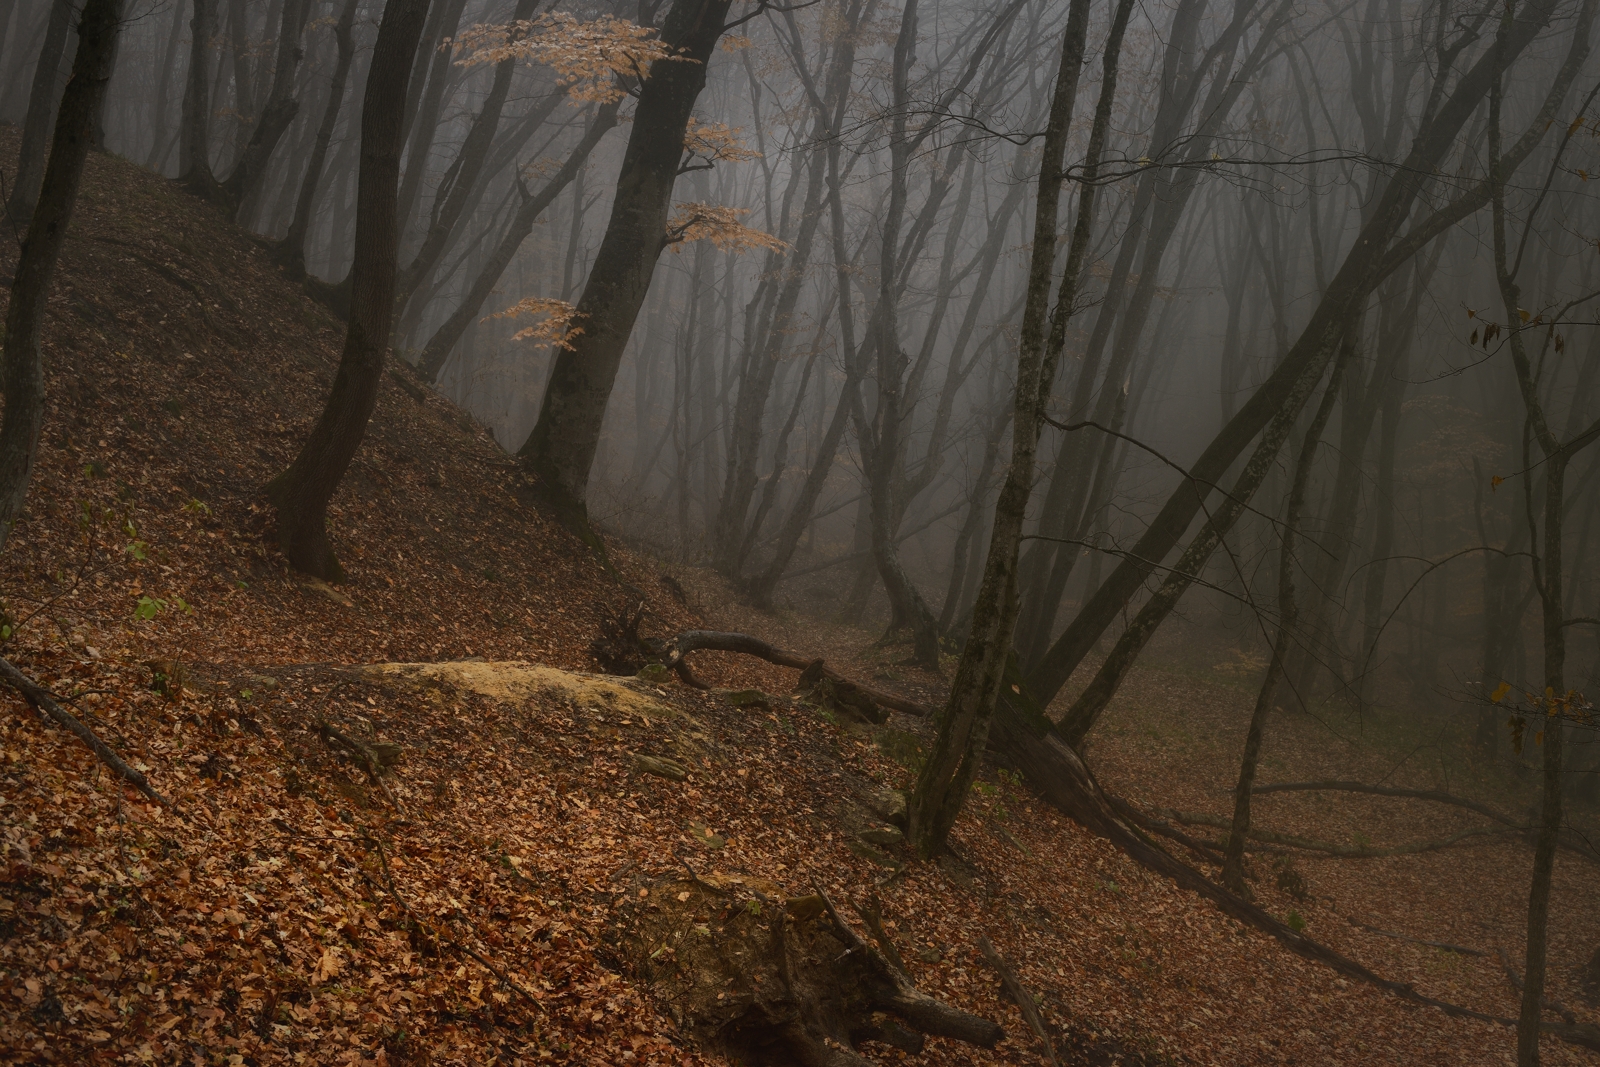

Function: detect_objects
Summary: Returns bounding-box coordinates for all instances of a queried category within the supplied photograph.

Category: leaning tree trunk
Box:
[280,0,360,279]
[416,101,620,382]
[1022,0,1582,713]
[1221,341,1347,894]
[267,0,430,580]
[0,0,125,551]
[907,0,1112,857]
[516,0,735,526]
[144,0,189,170]
[5,0,74,228]
[222,0,311,223]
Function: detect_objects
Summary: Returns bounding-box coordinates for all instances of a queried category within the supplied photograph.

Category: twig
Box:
[0,655,170,806]
[675,849,729,896]
[978,935,1059,1067]
[856,891,911,976]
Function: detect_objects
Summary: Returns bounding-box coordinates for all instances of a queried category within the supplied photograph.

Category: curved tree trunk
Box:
[516,0,735,525]
[267,0,431,580]
[0,0,125,550]
[221,0,311,222]
[179,0,219,191]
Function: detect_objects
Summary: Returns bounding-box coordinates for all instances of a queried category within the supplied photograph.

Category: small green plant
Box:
[745,898,762,917]
[135,595,166,620]
[183,498,210,515]
[973,781,998,797]
[1286,909,1307,932]
[240,689,254,701]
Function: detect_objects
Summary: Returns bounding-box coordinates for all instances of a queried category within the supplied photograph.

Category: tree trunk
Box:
[907,0,1114,856]
[222,0,311,221]
[0,0,124,550]
[280,0,360,277]
[393,0,540,322]
[416,101,620,382]
[1221,340,1347,894]
[1023,0,1583,713]
[143,0,189,170]
[5,0,74,227]
[394,0,468,250]
[266,0,431,580]
[179,0,219,189]
[516,0,735,526]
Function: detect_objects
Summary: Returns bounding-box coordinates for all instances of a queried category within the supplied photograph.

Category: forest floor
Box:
[0,133,1595,1067]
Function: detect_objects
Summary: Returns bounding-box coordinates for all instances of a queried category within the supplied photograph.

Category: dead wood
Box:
[1495,947,1579,1024]
[1160,807,1509,857]
[0,655,171,806]
[978,934,1060,1067]
[1353,924,1488,957]
[662,630,927,718]
[650,637,1600,1054]
[1253,780,1600,866]
[628,878,1000,1065]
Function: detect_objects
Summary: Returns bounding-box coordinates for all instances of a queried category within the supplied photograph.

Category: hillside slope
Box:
[0,136,1593,1067]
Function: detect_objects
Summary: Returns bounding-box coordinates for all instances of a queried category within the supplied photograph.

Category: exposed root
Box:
[624,875,1001,1065]
[1157,806,1511,858]
[979,934,1060,1067]
[662,630,926,718]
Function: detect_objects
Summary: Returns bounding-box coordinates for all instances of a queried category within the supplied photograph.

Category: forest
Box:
[0,0,1598,1062]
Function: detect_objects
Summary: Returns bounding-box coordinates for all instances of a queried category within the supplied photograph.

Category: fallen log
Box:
[979,934,1060,1067]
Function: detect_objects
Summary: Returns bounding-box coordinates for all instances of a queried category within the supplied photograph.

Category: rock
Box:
[785,894,826,922]
[252,675,279,691]
[301,576,354,608]
[715,688,772,709]
[636,663,671,683]
[863,786,908,828]
[687,820,726,850]
[859,825,904,847]
[915,946,943,964]
[635,754,688,782]
[847,838,900,870]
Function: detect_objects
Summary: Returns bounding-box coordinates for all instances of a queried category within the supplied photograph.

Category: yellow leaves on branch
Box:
[488,297,584,349]
[665,204,787,254]
[451,14,685,103]
[684,118,761,164]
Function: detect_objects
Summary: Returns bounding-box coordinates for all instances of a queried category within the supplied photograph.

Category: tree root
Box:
[979,935,1060,1067]
[654,633,1600,1054]
[662,630,927,718]
[625,876,1000,1065]
[1157,807,1511,858]
[1253,780,1600,866]
[0,655,170,806]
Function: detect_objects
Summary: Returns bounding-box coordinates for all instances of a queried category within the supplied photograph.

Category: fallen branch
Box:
[1353,924,1488,957]
[815,888,1004,1050]
[662,630,927,717]
[0,655,170,806]
[1253,780,1600,866]
[1159,807,1509,858]
[978,935,1060,1067]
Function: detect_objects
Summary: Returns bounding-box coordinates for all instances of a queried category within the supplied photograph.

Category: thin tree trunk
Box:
[1222,340,1348,894]
[1023,0,1585,712]
[144,0,189,170]
[179,0,219,189]
[222,0,311,221]
[907,0,1115,856]
[266,0,431,579]
[394,0,468,249]
[6,0,74,227]
[280,0,360,277]
[0,0,124,550]
[417,101,620,382]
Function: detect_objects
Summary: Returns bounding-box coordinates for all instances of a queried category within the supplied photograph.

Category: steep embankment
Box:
[0,135,1593,1067]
